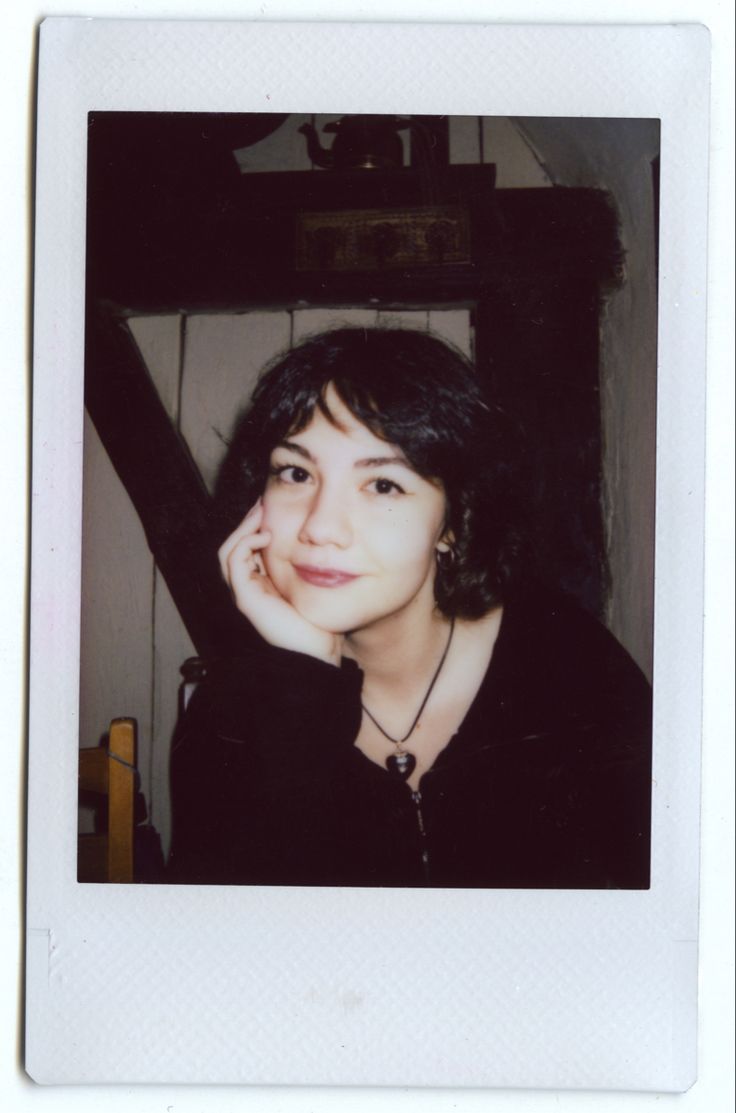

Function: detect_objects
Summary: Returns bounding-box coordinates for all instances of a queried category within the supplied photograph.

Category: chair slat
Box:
[78,718,137,883]
[107,719,135,882]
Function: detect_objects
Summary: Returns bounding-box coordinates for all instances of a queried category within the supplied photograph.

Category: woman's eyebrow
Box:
[275,443,408,470]
[276,440,314,461]
[354,455,409,469]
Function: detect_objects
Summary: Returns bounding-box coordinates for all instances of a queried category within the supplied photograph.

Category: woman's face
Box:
[260,386,448,635]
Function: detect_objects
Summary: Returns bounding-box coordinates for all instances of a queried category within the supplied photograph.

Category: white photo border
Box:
[26,19,710,1089]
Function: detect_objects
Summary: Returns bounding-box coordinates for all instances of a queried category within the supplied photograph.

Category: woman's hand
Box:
[218,501,343,667]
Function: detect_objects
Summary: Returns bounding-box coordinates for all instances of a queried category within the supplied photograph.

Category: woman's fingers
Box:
[222,530,271,595]
[217,500,264,578]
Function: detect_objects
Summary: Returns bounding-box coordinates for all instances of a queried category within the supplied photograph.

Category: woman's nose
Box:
[298,484,352,549]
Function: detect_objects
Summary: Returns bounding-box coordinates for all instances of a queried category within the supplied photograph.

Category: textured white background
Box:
[3,2,733,1111]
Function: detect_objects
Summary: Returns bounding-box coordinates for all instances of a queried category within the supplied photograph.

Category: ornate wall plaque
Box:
[295,205,470,271]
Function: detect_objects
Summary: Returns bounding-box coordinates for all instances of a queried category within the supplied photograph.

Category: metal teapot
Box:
[298,115,409,170]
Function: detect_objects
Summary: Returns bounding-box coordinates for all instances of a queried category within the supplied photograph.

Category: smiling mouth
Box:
[294,565,361,588]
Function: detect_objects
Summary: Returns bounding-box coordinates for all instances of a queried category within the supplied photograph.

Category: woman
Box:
[168,328,651,888]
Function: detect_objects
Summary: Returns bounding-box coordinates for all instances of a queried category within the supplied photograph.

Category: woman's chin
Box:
[291,600,354,636]
[285,590,364,636]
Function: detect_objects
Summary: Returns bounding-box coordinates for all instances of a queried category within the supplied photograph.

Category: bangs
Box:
[287,378,393,446]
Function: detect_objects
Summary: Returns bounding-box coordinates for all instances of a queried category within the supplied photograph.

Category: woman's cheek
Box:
[260,496,288,549]
[259,502,296,591]
[259,489,276,531]
[261,544,293,601]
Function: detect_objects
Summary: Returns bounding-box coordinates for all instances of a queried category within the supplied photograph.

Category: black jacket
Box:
[168,587,652,888]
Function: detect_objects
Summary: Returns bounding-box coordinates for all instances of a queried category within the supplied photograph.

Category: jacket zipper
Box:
[411,790,431,882]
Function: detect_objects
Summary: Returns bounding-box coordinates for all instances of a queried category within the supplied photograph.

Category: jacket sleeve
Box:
[166,645,364,884]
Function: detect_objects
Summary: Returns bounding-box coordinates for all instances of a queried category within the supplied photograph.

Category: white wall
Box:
[78,414,155,833]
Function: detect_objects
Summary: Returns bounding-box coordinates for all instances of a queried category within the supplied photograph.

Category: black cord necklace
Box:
[361,618,456,781]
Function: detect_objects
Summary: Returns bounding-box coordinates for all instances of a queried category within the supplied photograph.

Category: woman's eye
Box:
[367,477,405,496]
[271,464,311,484]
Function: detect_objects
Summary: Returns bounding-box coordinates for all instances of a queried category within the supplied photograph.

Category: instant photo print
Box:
[27,19,710,1088]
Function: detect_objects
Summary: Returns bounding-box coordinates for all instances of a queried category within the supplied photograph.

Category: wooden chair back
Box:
[78,717,136,883]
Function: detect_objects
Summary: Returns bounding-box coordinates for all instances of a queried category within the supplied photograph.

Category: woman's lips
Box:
[294,565,360,588]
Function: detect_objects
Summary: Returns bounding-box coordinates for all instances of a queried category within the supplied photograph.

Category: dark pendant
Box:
[386,751,416,780]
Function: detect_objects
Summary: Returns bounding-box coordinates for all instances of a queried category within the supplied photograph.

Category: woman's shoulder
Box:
[503,580,645,663]
[491,579,652,719]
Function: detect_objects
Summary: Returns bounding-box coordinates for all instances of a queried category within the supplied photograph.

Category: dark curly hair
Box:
[214,327,523,619]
